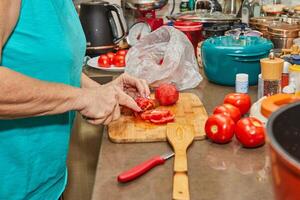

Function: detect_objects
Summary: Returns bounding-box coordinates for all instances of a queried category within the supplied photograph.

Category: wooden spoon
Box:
[167,123,195,200]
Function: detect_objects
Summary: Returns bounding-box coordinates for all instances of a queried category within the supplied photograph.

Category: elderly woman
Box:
[0,1,149,199]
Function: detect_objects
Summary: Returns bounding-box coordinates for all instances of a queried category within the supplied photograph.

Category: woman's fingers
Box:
[116,87,141,112]
[122,73,150,97]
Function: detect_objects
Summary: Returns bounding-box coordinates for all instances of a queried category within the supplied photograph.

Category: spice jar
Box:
[260,52,284,96]
[289,64,300,95]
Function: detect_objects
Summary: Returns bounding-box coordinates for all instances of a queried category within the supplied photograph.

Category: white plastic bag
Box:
[125,26,202,91]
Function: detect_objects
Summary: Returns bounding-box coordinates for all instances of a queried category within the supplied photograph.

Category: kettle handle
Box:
[107,4,126,43]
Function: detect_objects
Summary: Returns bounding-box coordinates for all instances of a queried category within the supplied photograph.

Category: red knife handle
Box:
[117,156,165,183]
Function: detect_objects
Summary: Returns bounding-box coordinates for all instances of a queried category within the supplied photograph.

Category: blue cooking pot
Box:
[201,36,273,86]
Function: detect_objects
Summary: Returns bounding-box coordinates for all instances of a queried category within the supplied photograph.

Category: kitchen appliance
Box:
[267,22,300,49]
[167,123,194,200]
[125,0,167,31]
[79,0,127,55]
[201,36,273,86]
[117,152,174,183]
[126,21,152,46]
[267,101,300,200]
[108,93,207,143]
[168,4,240,39]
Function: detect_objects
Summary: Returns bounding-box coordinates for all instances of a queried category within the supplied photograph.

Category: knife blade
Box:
[117,152,174,183]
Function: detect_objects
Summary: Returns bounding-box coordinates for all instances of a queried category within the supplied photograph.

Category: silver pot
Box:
[125,0,168,11]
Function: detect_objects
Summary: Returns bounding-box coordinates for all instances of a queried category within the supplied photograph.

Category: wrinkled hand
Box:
[77,84,142,125]
[107,73,150,98]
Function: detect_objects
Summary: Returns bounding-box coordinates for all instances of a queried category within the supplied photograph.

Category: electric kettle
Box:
[79,0,127,55]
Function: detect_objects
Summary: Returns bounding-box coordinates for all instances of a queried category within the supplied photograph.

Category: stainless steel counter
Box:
[84,67,274,200]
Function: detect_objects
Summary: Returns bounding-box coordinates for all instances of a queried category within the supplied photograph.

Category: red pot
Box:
[173,21,203,55]
[267,102,300,200]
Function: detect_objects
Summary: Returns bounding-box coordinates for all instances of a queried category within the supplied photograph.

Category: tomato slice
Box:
[135,97,155,112]
[150,114,175,124]
[139,109,175,124]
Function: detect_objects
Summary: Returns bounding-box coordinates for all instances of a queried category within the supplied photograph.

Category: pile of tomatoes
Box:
[97,49,128,68]
[205,93,266,148]
[134,84,179,124]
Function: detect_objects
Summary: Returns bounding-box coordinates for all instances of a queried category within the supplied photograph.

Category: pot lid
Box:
[203,36,273,51]
[169,10,239,23]
[225,28,263,37]
[268,23,300,38]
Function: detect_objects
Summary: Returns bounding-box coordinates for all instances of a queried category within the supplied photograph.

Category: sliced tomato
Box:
[140,110,152,120]
[139,109,175,124]
[150,114,175,124]
[135,97,155,112]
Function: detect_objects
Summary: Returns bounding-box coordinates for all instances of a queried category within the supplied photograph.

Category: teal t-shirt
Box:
[0,0,86,199]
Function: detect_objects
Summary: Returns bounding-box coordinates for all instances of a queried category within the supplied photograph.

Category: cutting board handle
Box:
[173,172,190,200]
[174,150,188,172]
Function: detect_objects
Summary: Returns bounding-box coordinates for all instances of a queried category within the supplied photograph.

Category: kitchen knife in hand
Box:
[117,152,174,183]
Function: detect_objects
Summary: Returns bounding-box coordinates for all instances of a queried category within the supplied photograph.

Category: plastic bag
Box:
[125,26,202,91]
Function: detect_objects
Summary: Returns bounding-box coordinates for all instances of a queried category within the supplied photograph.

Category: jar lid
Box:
[236,73,249,82]
[289,64,300,72]
[260,57,284,80]
[174,21,203,31]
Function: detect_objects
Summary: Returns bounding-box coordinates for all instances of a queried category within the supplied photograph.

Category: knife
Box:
[117,152,174,183]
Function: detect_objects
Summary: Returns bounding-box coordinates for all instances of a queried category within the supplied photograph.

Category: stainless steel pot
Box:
[268,23,300,49]
[168,2,240,39]
[125,0,168,11]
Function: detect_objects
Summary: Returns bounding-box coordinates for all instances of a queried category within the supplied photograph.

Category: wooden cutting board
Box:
[108,93,208,143]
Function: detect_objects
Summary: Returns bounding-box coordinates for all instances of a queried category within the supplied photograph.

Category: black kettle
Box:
[79,0,127,55]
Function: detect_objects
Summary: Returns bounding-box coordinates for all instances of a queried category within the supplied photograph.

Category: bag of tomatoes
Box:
[125,26,202,91]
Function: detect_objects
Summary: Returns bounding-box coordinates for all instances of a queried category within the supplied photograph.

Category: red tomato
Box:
[224,93,251,115]
[97,55,110,68]
[116,49,128,56]
[140,109,175,124]
[205,114,235,144]
[113,54,126,67]
[135,97,155,112]
[235,117,265,148]
[155,84,179,106]
[213,104,241,123]
[106,52,116,65]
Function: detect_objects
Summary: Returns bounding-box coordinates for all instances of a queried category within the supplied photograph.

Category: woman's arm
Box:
[0,1,141,123]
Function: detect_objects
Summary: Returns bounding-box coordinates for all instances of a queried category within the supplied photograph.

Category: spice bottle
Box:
[235,73,249,93]
[281,61,290,91]
[180,0,189,12]
[257,74,264,99]
[260,52,284,97]
[289,64,300,95]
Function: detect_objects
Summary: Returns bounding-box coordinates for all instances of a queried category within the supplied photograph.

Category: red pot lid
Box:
[174,21,203,31]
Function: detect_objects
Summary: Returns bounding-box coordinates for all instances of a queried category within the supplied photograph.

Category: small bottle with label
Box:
[281,61,290,92]
[180,0,189,12]
[235,73,249,94]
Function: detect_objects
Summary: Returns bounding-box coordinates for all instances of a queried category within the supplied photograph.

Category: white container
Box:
[257,74,263,99]
[235,73,249,93]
